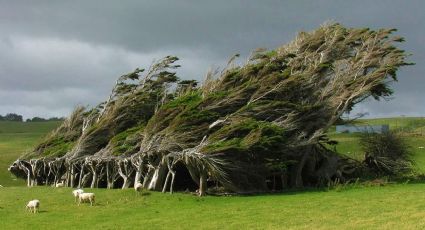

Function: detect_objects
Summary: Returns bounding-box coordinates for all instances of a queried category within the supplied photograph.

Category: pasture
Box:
[0,121,61,186]
[2,183,425,229]
[329,117,425,172]
[1,118,425,229]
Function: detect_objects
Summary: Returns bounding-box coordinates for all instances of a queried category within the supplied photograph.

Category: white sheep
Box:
[26,199,40,213]
[78,192,95,206]
[55,182,65,188]
[72,189,84,203]
[134,182,143,193]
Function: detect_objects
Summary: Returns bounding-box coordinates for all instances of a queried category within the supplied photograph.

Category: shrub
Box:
[361,131,413,176]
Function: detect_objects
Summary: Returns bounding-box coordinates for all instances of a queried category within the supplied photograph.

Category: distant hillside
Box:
[0,121,61,186]
[0,121,61,134]
[329,117,425,172]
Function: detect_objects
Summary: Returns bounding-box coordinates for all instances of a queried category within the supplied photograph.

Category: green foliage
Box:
[0,113,23,122]
[361,131,411,160]
[204,90,229,101]
[162,91,202,109]
[204,119,288,161]
[23,107,85,159]
[209,119,261,140]
[203,138,245,153]
[244,124,287,152]
[361,131,413,176]
[39,136,75,157]
[110,125,144,156]
[13,24,412,190]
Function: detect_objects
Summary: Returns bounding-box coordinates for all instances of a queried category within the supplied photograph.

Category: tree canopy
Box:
[9,23,411,194]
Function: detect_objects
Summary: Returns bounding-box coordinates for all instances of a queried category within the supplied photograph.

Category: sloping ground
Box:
[329,117,425,172]
[1,184,425,229]
[0,121,60,186]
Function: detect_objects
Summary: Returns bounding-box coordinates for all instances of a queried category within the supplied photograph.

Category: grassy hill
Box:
[0,121,61,186]
[1,118,425,229]
[328,117,425,172]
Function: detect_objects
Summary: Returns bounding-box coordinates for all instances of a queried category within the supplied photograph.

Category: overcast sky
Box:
[0,0,423,119]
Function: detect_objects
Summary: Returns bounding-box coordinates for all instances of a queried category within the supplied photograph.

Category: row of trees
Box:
[26,117,65,122]
[0,113,23,121]
[0,113,64,122]
[9,23,411,194]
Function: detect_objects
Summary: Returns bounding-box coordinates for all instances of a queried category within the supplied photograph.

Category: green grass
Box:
[0,121,61,134]
[0,121,61,186]
[1,184,425,229]
[354,117,425,134]
[2,118,425,229]
[328,117,425,172]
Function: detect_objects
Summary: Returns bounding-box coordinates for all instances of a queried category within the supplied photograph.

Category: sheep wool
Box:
[26,200,40,213]
[78,193,95,206]
[134,182,143,192]
[72,189,84,202]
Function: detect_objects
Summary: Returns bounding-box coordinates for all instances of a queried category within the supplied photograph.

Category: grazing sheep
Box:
[78,193,95,206]
[26,200,40,213]
[72,189,84,203]
[0,184,3,187]
[55,182,65,188]
[134,182,143,193]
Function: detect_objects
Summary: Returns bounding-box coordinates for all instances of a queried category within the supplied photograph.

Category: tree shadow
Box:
[206,187,331,197]
[141,192,151,196]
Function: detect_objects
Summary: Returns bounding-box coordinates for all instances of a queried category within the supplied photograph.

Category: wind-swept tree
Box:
[10,23,411,194]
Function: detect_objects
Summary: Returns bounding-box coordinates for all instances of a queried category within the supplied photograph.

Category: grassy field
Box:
[0,121,60,186]
[2,184,425,229]
[328,117,425,172]
[1,118,425,229]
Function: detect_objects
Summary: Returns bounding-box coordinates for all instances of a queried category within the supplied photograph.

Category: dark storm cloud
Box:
[0,0,423,118]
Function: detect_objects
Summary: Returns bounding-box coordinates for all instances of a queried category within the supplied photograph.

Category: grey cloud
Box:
[0,35,223,118]
[0,0,424,118]
[0,36,221,91]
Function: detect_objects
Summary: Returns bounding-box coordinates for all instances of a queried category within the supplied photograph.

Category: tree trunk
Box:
[295,151,309,188]
[122,177,131,189]
[25,168,31,187]
[78,166,84,188]
[142,167,154,188]
[118,158,134,189]
[281,172,288,189]
[131,155,144,189]
[71,165,77,188]
[148,168,159,190]
[170,171,176,194]
[81,172,91,188]
[134,170,142,186]
[53,175,57,187]
[199,172,207,196]
[147,163,167,191]
[107,181,114,189]
[90,172,97,188]
[106,161,118,189]
[162,171,170,193]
